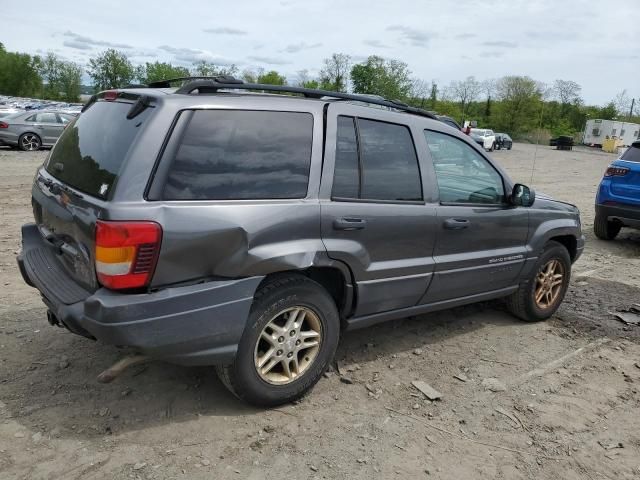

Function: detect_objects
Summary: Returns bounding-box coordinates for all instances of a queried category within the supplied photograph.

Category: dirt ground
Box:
[1,143,639,480]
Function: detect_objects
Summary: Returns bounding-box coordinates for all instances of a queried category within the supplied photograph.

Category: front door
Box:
[320,106,438,317]
[419,129,529,303]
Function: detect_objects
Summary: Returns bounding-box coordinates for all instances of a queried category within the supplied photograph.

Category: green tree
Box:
[492,76,542,136]
[0,44,42,97]
[58,62,82,102]
[351,56,413,101]
[257,70,286,85]
[87,49,135,91]
[447,76,482,124]
[190,61,238,77]
[319,53,351,92]
[137,61,189,84]
[39,52,82,102]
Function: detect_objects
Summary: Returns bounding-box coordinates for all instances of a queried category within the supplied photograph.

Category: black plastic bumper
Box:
[17,223,263,366]
[596,203,640,228]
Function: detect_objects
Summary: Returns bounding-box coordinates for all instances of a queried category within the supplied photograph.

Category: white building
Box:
[583,119,640,146]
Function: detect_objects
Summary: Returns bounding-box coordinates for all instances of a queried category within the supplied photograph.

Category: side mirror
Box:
[511,183,535,207]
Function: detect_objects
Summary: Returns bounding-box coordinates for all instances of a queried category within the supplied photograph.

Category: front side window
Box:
[164,110,313,200]
[424,130,505,204]
[332,116,422,202]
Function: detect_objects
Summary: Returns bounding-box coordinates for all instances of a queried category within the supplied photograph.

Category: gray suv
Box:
[17,77,584,406]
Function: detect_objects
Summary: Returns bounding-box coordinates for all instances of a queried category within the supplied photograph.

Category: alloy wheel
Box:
[20,134,40,151]
[254,306,322,385]
[534,259,565,309]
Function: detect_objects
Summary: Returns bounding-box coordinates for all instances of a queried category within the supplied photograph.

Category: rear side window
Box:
[46,101,152,198]
[621,144,640,162]
[332,116,422,202]
[36,112,58,123]
[163,110,313,200]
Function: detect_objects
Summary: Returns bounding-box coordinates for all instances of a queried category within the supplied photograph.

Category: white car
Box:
[470,128,497,151]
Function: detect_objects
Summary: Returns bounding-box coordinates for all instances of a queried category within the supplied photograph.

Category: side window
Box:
[332,116,423,202]
[58,114,73,124]
[25,115,37,122]
[36,113,58,123]
[163,110,313,200]
[424,130,505,205]
[332,116,360,198]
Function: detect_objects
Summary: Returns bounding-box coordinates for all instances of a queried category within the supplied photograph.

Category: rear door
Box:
[320,105,438,316]
[419,129,529,303]
[32,99,154,290]
[34,112,63,144]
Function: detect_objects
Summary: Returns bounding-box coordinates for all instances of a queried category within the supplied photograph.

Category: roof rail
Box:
[145,76,437,120]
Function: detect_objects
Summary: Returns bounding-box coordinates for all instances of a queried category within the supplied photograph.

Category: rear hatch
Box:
[32,95,154,291]
[609,142,640,206]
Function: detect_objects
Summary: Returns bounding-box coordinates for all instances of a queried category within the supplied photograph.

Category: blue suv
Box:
[595,140,640,240]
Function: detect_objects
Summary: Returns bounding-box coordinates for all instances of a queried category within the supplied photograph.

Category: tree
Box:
[87,49,135,91]
[613,89,632,117]
[296,69,320,89]
[137,61,189,84]
[553,80,582,117]
[447,76,482,123]
[319,53,351,92]
[58,62,82,102]
[257,70,286,85]
[0,45,42,97]
[351,56,413,101]
[38,52,82,102]
[492,76,542,135]
[429,81,438,110]
[190,61,238,77]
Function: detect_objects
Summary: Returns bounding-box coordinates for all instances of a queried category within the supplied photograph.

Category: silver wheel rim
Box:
[254,306,322,385]
[21,134,39,151]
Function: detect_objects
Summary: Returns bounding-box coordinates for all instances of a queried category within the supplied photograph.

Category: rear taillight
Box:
[0,122,8,129]
[95,220,162,290]
[604,166,630,177]
[103,90,118,101]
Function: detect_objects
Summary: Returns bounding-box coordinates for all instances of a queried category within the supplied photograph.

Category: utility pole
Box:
[628,98,635,121]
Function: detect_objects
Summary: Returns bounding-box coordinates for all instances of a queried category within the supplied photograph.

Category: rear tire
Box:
[593,213,621,240]
[217,274,340,407]
[506,241,571,322]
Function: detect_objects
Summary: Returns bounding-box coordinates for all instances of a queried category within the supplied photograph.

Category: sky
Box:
[2,0,639,105]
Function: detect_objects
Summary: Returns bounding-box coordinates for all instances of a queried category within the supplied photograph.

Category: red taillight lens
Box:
[95,220,162,290]
[0,122,8,129]
[103,90,118,101]
[604,166,630,177]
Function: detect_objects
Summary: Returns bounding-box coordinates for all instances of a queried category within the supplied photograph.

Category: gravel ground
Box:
[0,143,639,480]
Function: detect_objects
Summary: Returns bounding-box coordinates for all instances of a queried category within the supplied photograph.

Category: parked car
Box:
[470,128,497,151]
[0,110,76,150]
[495,133,513,150]
[17,78,584,406]
[469,132,485,147]
[594,141,640,240]
[550,136,574,150]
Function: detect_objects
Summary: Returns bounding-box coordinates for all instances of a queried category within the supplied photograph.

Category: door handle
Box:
[443,218,470,230]
[333,217,366,231]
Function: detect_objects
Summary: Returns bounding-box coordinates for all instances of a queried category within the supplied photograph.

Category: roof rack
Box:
[144,76,437,120]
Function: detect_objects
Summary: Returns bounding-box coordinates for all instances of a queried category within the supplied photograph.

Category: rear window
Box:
[163,110,313,200]
[45,101,151,198]
[621,144,640,163]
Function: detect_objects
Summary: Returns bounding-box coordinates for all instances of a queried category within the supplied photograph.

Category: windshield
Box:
[45,100,152,199]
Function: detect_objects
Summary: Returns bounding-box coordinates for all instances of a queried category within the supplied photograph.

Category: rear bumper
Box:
[17,223,263,365]
[596,203,640,229]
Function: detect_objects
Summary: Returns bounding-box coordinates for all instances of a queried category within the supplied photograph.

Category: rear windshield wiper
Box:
[127,95,152,119]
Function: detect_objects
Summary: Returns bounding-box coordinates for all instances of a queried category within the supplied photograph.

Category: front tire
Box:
[506,241,571,322]
[217,275,340,407]
[18,133,41,151]
[593,213,621,240]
